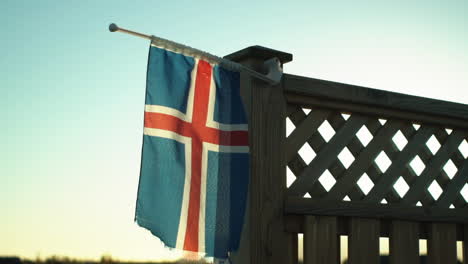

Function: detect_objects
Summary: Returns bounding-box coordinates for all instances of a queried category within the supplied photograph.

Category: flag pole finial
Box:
[108,23,151,40]
[109,23,119,32]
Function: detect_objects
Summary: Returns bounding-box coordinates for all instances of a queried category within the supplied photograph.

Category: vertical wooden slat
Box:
[428,223,457,264]
[285,232,299,264]
[390,220,420,264]
[304,216,339,264]
[348,217,380,264]
[464,224,468,264]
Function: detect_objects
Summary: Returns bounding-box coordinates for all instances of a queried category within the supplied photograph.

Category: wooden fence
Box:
[225,46,468,264]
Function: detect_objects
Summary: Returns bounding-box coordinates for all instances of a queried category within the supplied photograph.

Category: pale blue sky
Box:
[1,0,468,261]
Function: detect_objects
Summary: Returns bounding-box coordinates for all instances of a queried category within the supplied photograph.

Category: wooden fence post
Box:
[225,46,293,264]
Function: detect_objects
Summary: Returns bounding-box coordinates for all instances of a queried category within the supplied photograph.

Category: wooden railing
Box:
[226,46,468,264]
[283,74,468,264]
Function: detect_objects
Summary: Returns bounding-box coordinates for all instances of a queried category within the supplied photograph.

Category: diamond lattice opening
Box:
[446,128,453,135]
[286,118,295,138]
[303,192,311,198]
[426,135,441,155]
[343,195,351,201]
[338,147,354,169]
[428,180,443,200]
[317,120,335,142]
[460,184,468,202]
[392,130,408,151]
[443,159,458,179]
[357,173,374,195]
[298,143,316,165]
[413,124,421,130]
[375,151,392,173]
[450,204,455,209]
[459,139,468,159]
[416,201,422,206]
[394,177,409,198]
[356,125,373,147]
[381,199,387,204]
[302,108,311,115]
[409,155,425,176]
[318,170,336,192]
[379,119,387,125]
[286,166,295,188]
[341,113,350,120]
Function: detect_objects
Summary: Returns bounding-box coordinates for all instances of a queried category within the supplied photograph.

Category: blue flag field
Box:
[135,44,249,258]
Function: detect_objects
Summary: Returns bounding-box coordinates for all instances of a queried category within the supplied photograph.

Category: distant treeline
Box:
[0,256,210,264]
[2,256,462,264]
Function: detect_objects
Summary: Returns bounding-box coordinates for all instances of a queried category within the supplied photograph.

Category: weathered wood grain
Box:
[227,47,291,264]
[348,217,380,264]
[285,197,468,223]
[390,220,420,264]
[283,74,468,129]
[464,224,468,264]
[304,216,339,264]
[285,215,465,240]
[428,223,457,264]
[248,76,288,264]
[285,232,298,264]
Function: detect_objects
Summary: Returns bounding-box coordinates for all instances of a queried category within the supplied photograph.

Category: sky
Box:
[1,0,468,262]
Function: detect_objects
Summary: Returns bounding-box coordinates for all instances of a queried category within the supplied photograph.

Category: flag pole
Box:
[109,23,151,40]
[108,23,283,84]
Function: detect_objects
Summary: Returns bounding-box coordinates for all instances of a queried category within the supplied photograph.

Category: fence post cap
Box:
[224,45,293,65]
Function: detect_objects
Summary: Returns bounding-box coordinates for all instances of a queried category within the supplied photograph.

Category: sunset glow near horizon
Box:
[2,0,468,261]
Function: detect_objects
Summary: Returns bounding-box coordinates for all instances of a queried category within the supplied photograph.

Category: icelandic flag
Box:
[135,44,249,259]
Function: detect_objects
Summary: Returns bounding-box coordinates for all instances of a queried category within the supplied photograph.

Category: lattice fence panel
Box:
[285,104,468,210]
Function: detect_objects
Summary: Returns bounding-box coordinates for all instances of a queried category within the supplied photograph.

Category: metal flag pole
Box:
[108,23,283,84]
